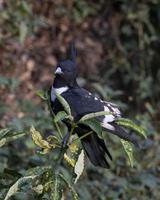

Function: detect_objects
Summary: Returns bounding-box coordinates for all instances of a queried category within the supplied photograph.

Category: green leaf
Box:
[51,174,62,200]
[121,139,134,167]
[79,119,102,135]
[64,141,82,168]
[33,184,43,195]
[74,150,85,183]
[79,111,112,122]
[64,153,75,167]
[47,135,60,147]
[0,132,26,147]
[115,118,147,138]
[54,111,68,123]
[26,166,51,176]
[60,174,79,200]
[30,126,52,153]
[0,128,11,140]
[36,90,48,100]
[56,93,73,119]
[4,175,37,200]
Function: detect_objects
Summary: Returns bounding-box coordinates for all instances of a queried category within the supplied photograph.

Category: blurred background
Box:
[0,0,160,199]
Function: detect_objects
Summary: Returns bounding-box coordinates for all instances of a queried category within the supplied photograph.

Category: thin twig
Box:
[72,131,93,144]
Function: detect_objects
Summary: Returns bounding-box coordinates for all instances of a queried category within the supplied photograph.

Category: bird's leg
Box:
[61,124,76,148]
[61,132,70,148]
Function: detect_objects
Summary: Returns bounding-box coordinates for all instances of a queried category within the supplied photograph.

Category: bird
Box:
[50,44,139,168]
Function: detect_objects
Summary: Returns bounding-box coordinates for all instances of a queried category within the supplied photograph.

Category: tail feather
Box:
[79,132,111,168]
[106,123,140,147]
[96,136,112,161]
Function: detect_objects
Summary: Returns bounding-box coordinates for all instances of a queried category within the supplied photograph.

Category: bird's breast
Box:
[50,86,69,102]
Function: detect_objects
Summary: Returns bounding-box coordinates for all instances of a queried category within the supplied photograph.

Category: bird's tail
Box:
[105,123,140,148]
[78,132,112,168]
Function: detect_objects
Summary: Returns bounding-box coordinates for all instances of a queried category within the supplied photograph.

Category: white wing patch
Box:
[51,86,69,102]
[101,102,121,131]
[85,91,121,129]
[101,122,115,131]
[104,102,121,116]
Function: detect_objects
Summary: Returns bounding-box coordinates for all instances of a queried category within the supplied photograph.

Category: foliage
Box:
[0,91,148,199]
[115,117,147,139]
[0,0,160,199]
[0,128,27,147]
[0,0,42,44]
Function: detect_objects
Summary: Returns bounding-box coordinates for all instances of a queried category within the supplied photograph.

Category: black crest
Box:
[68,42,77,62]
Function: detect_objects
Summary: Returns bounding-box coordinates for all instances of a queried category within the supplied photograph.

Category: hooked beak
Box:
[55,67,64,75]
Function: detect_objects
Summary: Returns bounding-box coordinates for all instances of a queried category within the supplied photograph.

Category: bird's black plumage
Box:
[50,44,138,168]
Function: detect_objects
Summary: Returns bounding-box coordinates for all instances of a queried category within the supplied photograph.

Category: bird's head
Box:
[54,43,78,88]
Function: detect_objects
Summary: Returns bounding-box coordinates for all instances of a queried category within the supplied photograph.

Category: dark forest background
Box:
[0,0,160,199]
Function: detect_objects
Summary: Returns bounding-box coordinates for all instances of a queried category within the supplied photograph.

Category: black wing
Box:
[51,87,138,145]
[50,87,139,168]
[57,87,121,122]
